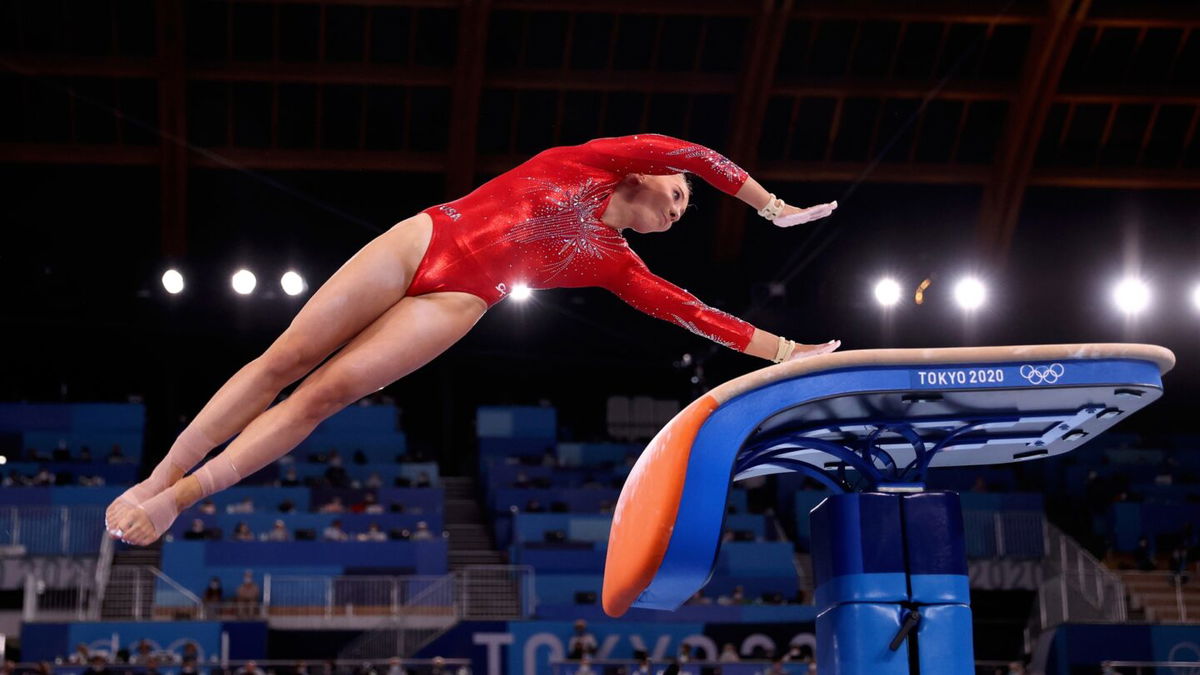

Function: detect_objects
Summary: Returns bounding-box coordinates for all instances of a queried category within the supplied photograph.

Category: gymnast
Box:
[105,133,841,545]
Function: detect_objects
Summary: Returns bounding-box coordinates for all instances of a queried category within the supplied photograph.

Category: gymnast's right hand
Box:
[786,339,842,362]
[773,201,838,228]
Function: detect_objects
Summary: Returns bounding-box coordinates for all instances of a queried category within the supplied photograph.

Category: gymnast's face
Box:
[624,173,690,234]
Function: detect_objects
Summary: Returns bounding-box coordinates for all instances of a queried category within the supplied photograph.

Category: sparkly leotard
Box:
[413,134,757,351]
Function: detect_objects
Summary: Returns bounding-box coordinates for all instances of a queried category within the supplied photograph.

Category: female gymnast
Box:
[105,133,841,545]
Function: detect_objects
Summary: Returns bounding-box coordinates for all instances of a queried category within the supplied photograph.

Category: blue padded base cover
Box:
[817,603,909,675]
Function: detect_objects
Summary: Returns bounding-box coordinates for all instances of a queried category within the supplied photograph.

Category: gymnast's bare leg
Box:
[113,290,487,545]
[105,213,435,533]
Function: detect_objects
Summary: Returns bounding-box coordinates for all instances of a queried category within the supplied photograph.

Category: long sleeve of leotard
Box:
[576,134,750,195]
[601,251,757,352]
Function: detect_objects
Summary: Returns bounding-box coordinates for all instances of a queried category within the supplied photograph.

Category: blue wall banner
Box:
[417,620,817,675]
[20,621,268,663]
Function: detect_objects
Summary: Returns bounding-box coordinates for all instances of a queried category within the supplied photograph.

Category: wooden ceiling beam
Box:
[976,0,1091,268]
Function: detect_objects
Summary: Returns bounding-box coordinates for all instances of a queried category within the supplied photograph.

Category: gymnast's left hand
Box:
[773,201,838,228]
[786,339,842,362]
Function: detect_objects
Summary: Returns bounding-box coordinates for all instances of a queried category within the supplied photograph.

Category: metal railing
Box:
[1025,522,1127,650]
[100,565,204,620]
[23,571,93,621]
[264,575,453,618]
[1120,570,1196,623]
[337,566,535,660]
[961,510,1046,559]
[460,565,535,619]
[1097,660,1200,674]
[1,506,106,555]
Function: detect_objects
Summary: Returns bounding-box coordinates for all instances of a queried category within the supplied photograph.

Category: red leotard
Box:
[412,134,757,351]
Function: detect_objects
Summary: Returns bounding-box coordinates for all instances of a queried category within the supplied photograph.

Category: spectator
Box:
[79,446,93,462]
[263,520,291,542]
[351,492,381,514]
[233,522,255,542]
[762,656,786,675]
[542,450,558,467]
[631,658,652,675]
[32,468,54,486]
[88,655,114,675]
[279,467,301,487]
[180,660,199,675]
[106,444,126,464]
[199,500,218,515]
[182,516,211,538]
[293,662,310,675]
[235,571,260,617]
[129,640,154,665]
[325,452,348,488]
[323,520,350,542]
[227,498,255,514]
[319,497,346,514]
[567,619,598,659]
[525,499,544,513]
[358,523,388,542]
[278,499,297,514]
[676,643,691,663]
[181,642,199,664]
[203,577,223,615]
[363,492,384,514]
[572,655,596,675]
[719,644,740,662]
[718,585,746,605]
[427,657,467,675]
[513,472,531,489]
[144,656,162,675]
[384,658,406,675]
[410,521,435,541]
[237,661,266,675]
[1006,662,1026,675]
[415,471,432,488]
[68,642,92,664]
[1135,537,1156,571]
[686,589,712,605]
[365,472,383,489]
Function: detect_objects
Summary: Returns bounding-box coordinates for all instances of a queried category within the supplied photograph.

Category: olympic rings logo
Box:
[1019,363,1065,385]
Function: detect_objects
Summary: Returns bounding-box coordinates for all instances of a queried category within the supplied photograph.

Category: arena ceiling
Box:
[2,0,1199,266]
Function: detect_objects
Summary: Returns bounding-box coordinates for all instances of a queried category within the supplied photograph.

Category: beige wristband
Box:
[772,337,796,363]
[757,194,785,220]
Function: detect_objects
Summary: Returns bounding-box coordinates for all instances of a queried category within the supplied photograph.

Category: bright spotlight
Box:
[0,455,6,465]
[1192,284,1200,312]
[954,277,986,310]
[874,278,901,307]
[280,271,306,296]
[1112,278,1150,315]
[161,269,184,295]
[511,283,532,301]
[232,269,257,295]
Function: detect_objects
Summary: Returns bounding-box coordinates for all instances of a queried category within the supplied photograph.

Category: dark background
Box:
[2,0,1198,473]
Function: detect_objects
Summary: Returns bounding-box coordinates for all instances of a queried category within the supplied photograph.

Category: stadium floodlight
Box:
[953,277,986,311]
[162,269,184,295]
[1112,278,1150,315]
[511,283,533,301]
[281,271,306,296]
[874,278,902,307]
[232,269,257,295]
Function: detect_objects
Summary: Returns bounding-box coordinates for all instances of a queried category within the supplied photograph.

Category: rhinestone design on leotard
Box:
[670,313,737,348]
[501,177,628,281]
[663,145,747,185]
